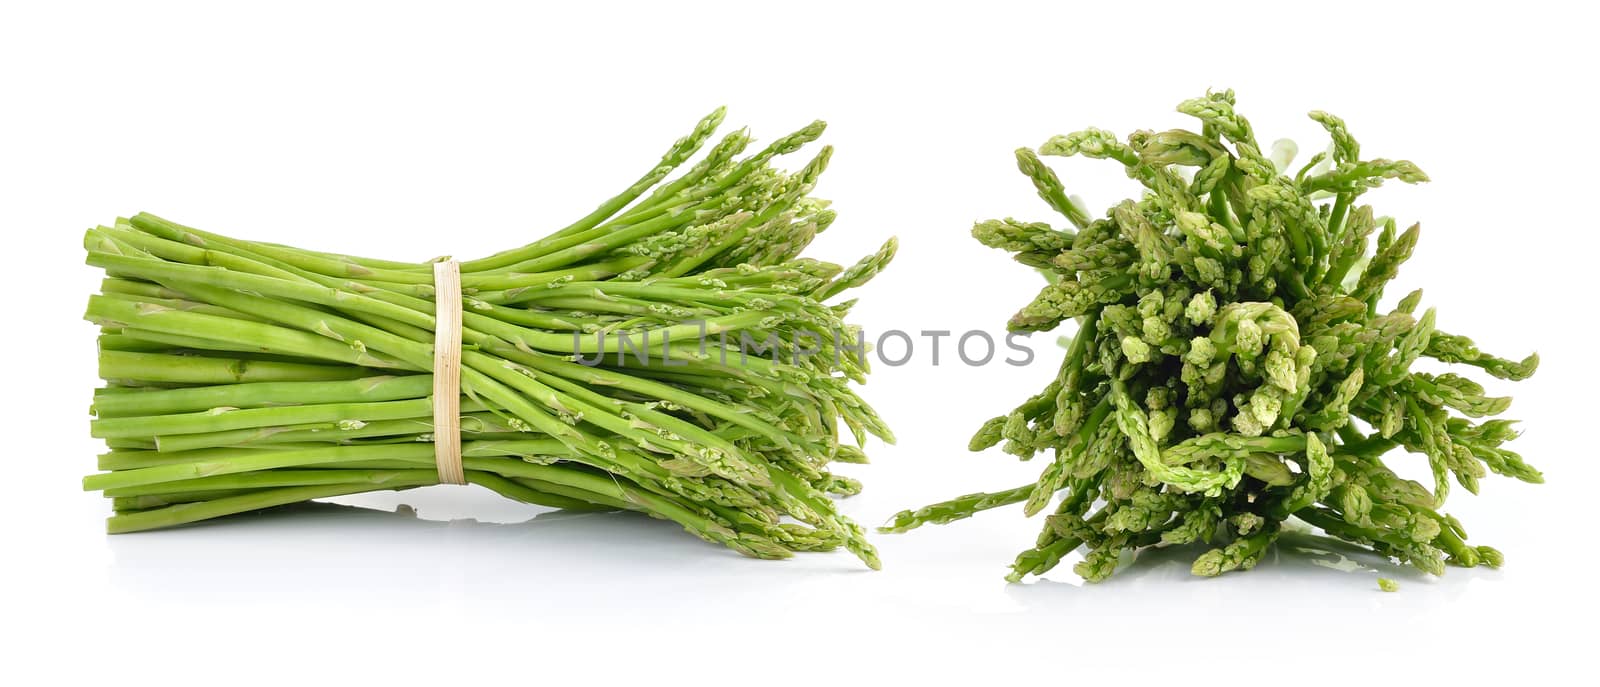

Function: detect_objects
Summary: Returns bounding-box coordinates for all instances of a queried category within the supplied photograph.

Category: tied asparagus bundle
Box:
[83,109,896,567]
[884,92,1539,582]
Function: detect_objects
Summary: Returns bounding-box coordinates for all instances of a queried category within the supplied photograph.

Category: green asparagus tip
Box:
[1191,549,1225,577]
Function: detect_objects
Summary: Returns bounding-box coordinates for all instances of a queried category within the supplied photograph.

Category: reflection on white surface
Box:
[101,487,1487,614]
[56,443,1573,684]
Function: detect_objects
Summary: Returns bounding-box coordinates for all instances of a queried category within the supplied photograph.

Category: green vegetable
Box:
[83,109,895,567]
[884,91,1538,582]
[1378,577,1400,592]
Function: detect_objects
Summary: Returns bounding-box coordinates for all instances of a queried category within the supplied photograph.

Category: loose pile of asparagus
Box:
[883,92,1540,582]
[84,109,895,567]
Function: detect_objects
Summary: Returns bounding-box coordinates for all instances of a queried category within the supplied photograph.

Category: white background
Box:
[3,1,1594,683]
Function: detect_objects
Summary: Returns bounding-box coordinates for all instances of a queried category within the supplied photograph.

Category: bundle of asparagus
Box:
[883,92,1539,582]
[84,109,895,567]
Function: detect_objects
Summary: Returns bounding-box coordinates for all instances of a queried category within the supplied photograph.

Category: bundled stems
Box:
[83,109,896,567]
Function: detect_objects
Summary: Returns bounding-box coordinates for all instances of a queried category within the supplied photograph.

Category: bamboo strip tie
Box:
[431,260,465,485]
